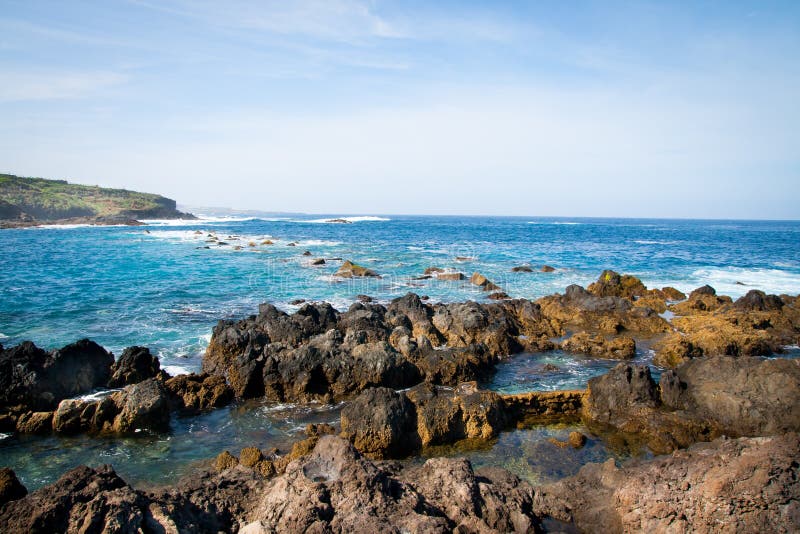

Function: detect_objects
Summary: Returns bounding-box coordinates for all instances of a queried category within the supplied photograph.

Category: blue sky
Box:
[1,1,799,218]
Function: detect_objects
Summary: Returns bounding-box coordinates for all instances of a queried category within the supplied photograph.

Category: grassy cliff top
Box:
[0,174,190,220]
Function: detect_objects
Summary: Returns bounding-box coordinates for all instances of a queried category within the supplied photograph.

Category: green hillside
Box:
[0,174,193,221]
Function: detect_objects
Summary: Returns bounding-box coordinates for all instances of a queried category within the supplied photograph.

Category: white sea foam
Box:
[0,432,11,441]
[141,216,261,226]
[31,223,109,230]
[296,239,343,247]
[302,216,390,224]
[77,389,121,402]
[689,267,800,298]
[0,333,7,339]
[633,240,680,245]
[163,364,194,376]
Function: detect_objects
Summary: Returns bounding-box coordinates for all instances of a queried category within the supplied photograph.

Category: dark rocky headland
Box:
[1,270,799,532]
[0,174,195,228]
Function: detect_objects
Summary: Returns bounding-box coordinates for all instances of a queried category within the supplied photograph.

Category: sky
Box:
[1,1,799,219]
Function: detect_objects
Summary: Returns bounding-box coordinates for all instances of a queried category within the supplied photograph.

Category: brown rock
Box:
[568,431,587,449]
[587,270,647,298]
[107,346,160,387]
[239,447,264,468]
[470,272,501,291]
[340,387,418,459]
[216,450,239,471]
[660,286,686,301]
[436,271,465,281]
[165,373,234,413]
[560,332,636,359]
[0,468,27,506]
[534,433,800,533]
[659,356,800,437]
[335,260,379,278]
[540,265,556,273]
[511,265,533,272]
[247,435,538,532]
[15,411,53,434]
[487,291,511,300]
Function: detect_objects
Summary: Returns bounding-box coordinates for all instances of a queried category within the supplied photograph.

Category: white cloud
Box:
[0,71,127,102]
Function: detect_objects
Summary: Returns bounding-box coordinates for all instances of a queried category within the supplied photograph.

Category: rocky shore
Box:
[1,271,799,532]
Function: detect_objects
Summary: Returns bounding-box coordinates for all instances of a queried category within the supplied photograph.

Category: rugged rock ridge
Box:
[534,433,800,533]
[339,383,584,459]
[0,436,540,534]
[654,288,800,367]
[581,357,800,454]
[203,293,562,402]
[0,341,234,436]
[203,271,800,405]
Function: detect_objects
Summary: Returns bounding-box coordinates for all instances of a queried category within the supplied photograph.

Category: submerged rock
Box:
[511,265,533,273]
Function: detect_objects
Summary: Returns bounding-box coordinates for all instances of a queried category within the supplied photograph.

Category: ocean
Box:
[1,214,799,489]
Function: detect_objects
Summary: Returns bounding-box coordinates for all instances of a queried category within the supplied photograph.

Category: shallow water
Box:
[0,399,343,491]
[483,348,660,393]
[1,215,799,490]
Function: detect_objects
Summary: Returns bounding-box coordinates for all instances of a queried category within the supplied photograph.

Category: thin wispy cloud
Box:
[0,1,798,218]
[0,70,127,102]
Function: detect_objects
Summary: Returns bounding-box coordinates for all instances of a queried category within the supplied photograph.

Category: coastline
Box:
[1,269,799,531]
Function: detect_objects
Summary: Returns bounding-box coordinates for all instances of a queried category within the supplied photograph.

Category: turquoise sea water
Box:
[1,215,799,489]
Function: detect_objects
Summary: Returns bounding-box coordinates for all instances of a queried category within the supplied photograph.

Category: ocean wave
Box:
[0,333,7,339]
[163,364,194,376]
[141,216,261,226]
[302,216,390,224]
[527,221,582,225]
[296,239,343,247]
[76,388,121,402]
[633,240,680,245]
[690,267,800,297]
[31,223,113,230]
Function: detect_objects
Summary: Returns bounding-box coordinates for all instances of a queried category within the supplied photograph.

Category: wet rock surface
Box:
[51,378,171,435]
[341,383,585,459]
[0,339,114,411]
[164,372,235,413]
